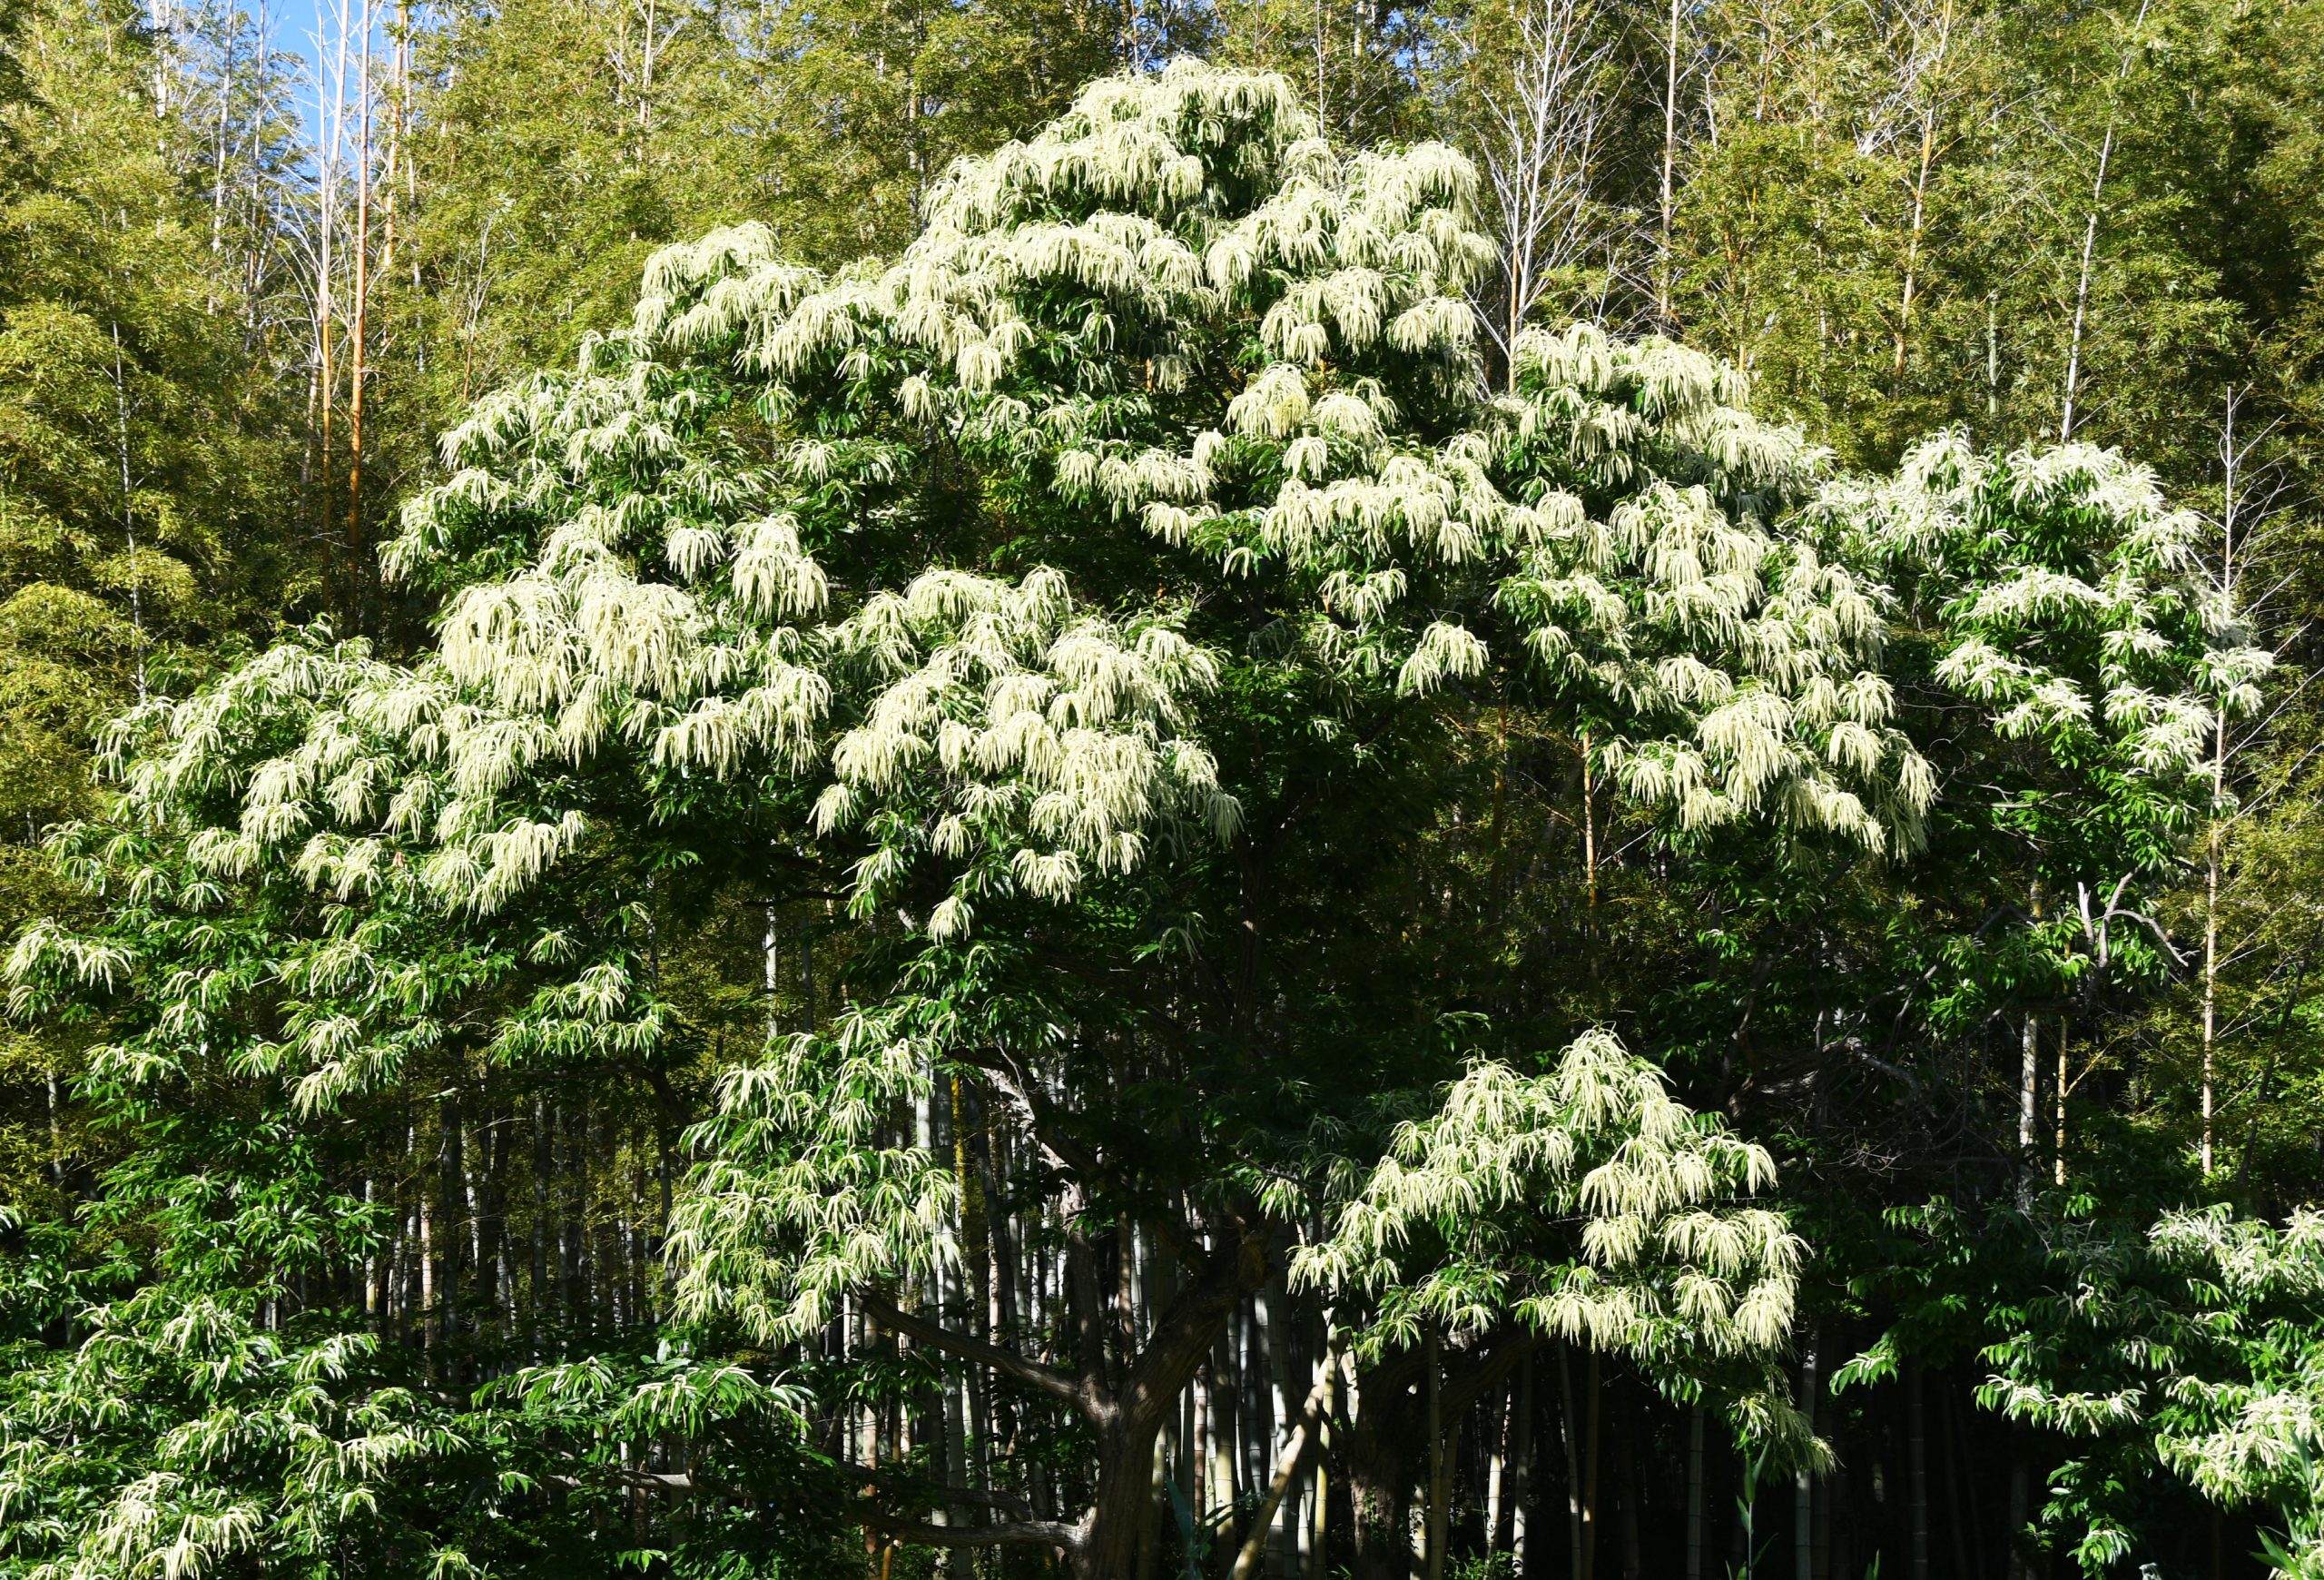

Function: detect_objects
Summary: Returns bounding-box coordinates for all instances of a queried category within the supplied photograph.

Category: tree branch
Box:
[951,1044,1102,1179]
[546,1465,740,1499]
[858,1288,1088,1412]
[1119,1224,1269,1432]
[865,1513,1080,1550]
[835,1471,1039,1519]
[1440,1330,1540,1422]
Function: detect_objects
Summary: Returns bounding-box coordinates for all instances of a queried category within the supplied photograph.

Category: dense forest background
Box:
[2,1,2323,1577]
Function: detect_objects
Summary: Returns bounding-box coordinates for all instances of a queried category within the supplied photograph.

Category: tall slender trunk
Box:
[2018,887,2042,1208]
[393,1164,411,1329]
[1313,1382,1331,1575]
[440,1087,463,1355]
[1309,0,1327,128]
[1211,1349,1239,1518]
[2005,1458,2030,1580]
[2058,194,2104,439]
[530,1094,549,1345]
[108,325,145,704]
[2201,810,2221,1175]
[1615,1395,1642,1580]
[1893,105,1935,381]
[1656,0,1681,326]
[1908,1362,1931,1580]
[1512,1358,1535,1573]
[344,0,373,625]
[586,1109,605,1330]
[379,3,407,281]
[206,41,232,291]
[1581,733,1599,977]
[1985,290,2001,425]
[1581,1351,1602,1580]
[2058,0,2152,441]
[490,1111,514,1344]
[1794,1339,1817,1580]
[557,1103,577,1322]
[44,1066,62,1189]
[1892,0,1955,383]
[1485,1382,1507,1555]
[1938,1374,1972,1580]
[417,1134,435,1360]
[799,903,820,1028]
[1424,1329,1447,1580]
[1686,1404,1706,1580]
[363,1173,380,1326]
[642,0,659,123]
[953,1075,993,1489]
[762,901,783,1032]
[469,1104,488,1320]
[2054,1021,2070,1186]
[2018,1012,2040,1205]
[1561,1343,1584,1580]
[315,2,348,594]
[2201,403,2240,1174]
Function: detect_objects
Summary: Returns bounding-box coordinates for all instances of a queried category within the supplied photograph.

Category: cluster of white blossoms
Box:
[670,1002,968,1345]
[1494,325,1933,850]
[815,566,1241,926]
[1974,1210,2324,1576]
[1293,1032,1801,1366]
[1815,433,2270,782]
[2146,1210,2324,1562]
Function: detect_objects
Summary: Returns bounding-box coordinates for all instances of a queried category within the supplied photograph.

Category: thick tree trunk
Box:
[1342,1337,1539,1580]
[1348,1414,1415,1580]
[1073,1238,1263,1577]
[1136,1433,1165,1580]
[1333,1345,1426,1580]
[1073,1411,1178,1580]
[869,1221,1260,1578]
[1232,1338,1335,1580]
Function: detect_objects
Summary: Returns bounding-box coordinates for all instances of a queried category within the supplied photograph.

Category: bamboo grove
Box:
[2,5,2323,1580]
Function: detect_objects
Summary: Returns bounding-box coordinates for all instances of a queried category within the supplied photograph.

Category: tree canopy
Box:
[5,6,2324,1580]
